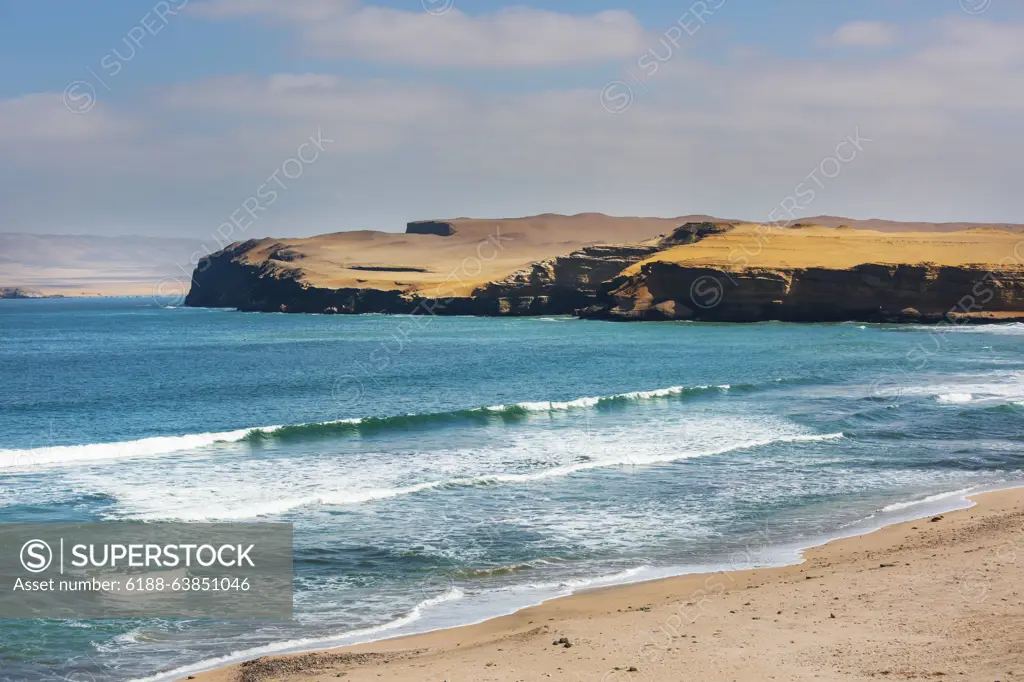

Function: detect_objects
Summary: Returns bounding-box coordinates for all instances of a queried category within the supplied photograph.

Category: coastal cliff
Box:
[579,262,1024,323]
[184,216,714,315]
[185,215,1024,323]
[469,222,734,314]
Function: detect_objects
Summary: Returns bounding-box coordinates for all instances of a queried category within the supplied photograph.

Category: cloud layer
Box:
[828,21,900,47]
[1,12,1022,236]
[189,0,649,67]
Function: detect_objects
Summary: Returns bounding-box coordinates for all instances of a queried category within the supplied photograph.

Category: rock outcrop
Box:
[406,221,456,237]
[184,215,1024,324]
[579,262,1024,323]
[185,221,734,316]
[470,222,734,315]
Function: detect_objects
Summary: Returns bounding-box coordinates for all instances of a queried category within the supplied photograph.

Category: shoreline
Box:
[7,297,1024,326]
[172,484,1024,682]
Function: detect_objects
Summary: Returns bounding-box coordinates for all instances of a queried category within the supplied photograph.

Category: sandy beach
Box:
[186,487,1024,682]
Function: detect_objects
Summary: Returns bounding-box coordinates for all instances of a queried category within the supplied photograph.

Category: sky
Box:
[1,0,1022,239]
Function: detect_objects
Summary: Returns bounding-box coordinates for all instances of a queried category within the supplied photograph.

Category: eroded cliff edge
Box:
[184,216,701,315]
[579,225,1024,323]
[185,216,1024,323]
[579,262,1024,323]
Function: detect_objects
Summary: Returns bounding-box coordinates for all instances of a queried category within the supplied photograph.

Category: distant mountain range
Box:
[0,233,209,296]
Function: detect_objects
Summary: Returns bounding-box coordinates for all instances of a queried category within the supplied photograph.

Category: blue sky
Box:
[1,0,1022,237]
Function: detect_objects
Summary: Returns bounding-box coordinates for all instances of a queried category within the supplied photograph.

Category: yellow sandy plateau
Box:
[627,224,1024,274]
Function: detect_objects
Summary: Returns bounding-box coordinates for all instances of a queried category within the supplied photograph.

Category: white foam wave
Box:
[507,565,652,593]
[0,429,267,469]
[502,396,603,411]
[153,481,451,521]
[936,392,974,404]
[881,487,976,512]
[926,322,1024,335]
[124,431,844,521]
[0,384,728,470]
[128,562,661,682]
[93,628,146,653]
[125,587,465,682]
[897,372,1024,406]
[485,384,729,414]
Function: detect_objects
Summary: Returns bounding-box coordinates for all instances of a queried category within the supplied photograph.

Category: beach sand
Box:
[187,488,1024,682]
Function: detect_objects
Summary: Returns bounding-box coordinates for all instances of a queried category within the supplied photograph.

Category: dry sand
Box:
[185,487,1024,682]
[628,225,1024,274]
[795,216,1024,234]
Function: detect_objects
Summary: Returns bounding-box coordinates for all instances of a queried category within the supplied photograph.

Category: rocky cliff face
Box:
[406,220,456,236]
[186,240,407,313]
[579,262,1024,323]
[185,222,735,316]
[185,239,540,315]
[185,219,1024,324]
[470,222,735,315]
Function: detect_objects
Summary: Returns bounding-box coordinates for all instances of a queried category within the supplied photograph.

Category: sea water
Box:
[1,298,1022,681]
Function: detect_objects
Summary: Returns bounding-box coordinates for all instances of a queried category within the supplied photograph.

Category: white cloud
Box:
[827,20,899,47]
[187,0,358,22]
[0,94,127,143]
[1,18,1023,235]
[189,0,648,67]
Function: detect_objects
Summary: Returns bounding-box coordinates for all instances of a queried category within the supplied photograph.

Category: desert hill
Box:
[222,214,714,297]
[6,214,1024,300]
[186,214,1024,322]
[585,224,1024,323]
[795,216,1024,233]
[624,224,1024,273]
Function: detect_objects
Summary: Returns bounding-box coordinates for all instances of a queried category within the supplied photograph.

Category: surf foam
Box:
[0,384,731,469]
[936,393,974,404]
[124,586,465,682]
[114,430,844,521]
[881,487,976,512]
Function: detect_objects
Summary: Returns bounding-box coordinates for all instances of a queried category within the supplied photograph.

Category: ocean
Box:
[1,298,1022,681]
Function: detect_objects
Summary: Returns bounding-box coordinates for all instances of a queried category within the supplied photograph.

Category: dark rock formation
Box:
[469,222,735,315]
[186,222,735,316]
[187,240,520,315]
[186,241,412,313]
[267,245,304,262]
[579,262,1024,323]
[347,265,430,273]
[406,221,456,237]
[185,220,1024,324]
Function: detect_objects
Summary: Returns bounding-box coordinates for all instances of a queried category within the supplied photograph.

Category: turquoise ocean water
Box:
[1,298,1022,681]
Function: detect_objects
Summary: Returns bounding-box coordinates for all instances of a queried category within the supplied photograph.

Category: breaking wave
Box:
[0,384,734,469]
